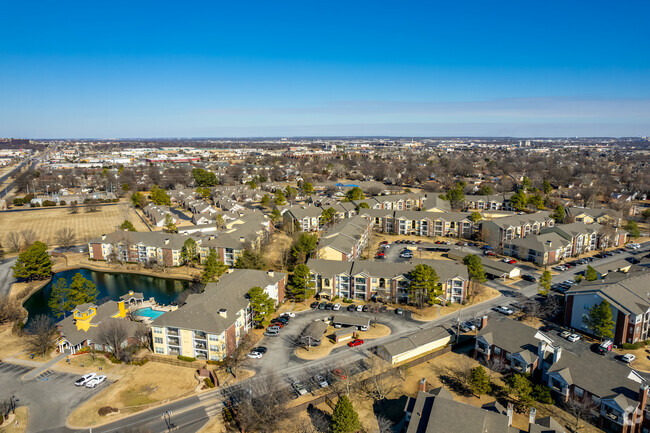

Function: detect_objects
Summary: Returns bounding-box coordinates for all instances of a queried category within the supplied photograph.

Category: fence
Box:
[134,354,207,369]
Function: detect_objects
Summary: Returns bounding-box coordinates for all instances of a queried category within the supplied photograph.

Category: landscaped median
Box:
[294,323,391,360]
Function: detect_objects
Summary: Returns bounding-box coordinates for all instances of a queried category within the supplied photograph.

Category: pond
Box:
[23,268,192,320]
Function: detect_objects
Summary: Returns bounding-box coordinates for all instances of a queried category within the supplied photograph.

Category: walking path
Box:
[22,352,68,379]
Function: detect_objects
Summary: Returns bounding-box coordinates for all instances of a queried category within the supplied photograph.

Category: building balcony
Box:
[193,331,207,340]
[166,328,179,336]
[167,337,180,346]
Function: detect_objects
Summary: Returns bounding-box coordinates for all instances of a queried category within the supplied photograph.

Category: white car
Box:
[74,373,96,387]
[566,334,581,342]
[560,330,572,338]
[247,351,263,359]
[622,354,636,363]
[314,375,328,388]
[332,303,341,311]
[356,305,363,312]
[495,306,514,315]
[85,375,106,388]
[292,381,308,396]
[281,312,296,318]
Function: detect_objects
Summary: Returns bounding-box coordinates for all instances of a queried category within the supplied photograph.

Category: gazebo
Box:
[119,290,145,306]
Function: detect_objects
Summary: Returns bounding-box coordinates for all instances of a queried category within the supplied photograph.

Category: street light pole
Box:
[163,410,173,431]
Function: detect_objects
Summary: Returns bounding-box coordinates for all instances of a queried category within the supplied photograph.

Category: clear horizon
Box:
[1,1,649,138]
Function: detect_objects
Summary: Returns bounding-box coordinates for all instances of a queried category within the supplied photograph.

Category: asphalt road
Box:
[0,257,17,297]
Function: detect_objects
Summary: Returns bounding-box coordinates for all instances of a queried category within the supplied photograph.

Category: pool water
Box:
[134,307,166,319]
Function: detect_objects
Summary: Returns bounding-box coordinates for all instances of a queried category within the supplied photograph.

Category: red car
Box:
[485,251,497,256]
[507,259,517,264]
[332,368,347,380]
[379,241,388,245]
[348,339,364,347]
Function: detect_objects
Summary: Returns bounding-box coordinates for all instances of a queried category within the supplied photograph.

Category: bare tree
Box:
[375,414,393,433]
[96,319,128,358]
[358,355,403,402]
[483,356,508,379]
[564,395,599,432]
[26,315,56,356]
[68,201,79,214]
[0,296,23,325]
[54,227,76,250]
[133,323,151,350]
[21,229,36,248]
[4,232,21,252]
[85,200,99,213]
[222,334,254,378]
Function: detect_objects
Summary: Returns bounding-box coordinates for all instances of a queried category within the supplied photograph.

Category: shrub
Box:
[12,198,23,206]
[59,200,66,206]
[43,200,56,207]
[342,298,354,304]
[108,355,123,364]
[177,355,196,362]
[332,296,340,301]
[622,342,644,350]
[206,360,220,365]
[204,378,215,388]
[131,358,149,366]
[532,384,554,404]
[98,406,119,416]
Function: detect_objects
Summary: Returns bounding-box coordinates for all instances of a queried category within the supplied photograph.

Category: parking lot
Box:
[0,361,110,433]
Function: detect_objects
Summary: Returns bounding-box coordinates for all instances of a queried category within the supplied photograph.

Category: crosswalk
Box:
[198,392,224,418]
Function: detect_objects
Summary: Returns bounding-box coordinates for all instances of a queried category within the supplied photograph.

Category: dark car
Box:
[361,305,369,312]
[521,275,536,282]
[253,346,268,353]
[318,302,327,310]
[379,305,388,313]
[347,304,357,311]
[325,303,334,310]
[310,301,319,309]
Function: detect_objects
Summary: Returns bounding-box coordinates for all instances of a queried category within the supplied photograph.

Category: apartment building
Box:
[358,209,475,238]
[564,271,650,345]
[282,205,324,232]
[151,269,286,361]
[308,258,469,303]
[566,207,622,227]
[316,216,372,261]
[88,231,188,267]
[481,211,555,248]
[464,193,515,211]
[352,193,425,211]
[503,232,572,266]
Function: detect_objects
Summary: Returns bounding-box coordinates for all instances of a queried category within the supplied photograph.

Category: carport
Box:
[481,259,521,280]
[300,321,328,347]
[331,314,371,330]
[332,327,357,343]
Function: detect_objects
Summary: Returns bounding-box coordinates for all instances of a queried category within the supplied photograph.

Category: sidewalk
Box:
[22,352,68,380]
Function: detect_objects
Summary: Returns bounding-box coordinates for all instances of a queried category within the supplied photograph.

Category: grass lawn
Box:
[262,231,293,271]
[0,325,29,360]
[0,406,28,433]
[66,362,199,428]
[0,204,148,248]
[409,283,500,322]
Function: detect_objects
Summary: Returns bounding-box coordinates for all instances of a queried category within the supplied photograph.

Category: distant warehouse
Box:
[375,327,454,365]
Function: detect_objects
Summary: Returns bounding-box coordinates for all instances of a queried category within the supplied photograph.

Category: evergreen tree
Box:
[521,176,532,192]
[585,265,598,281]
[150,185,171,206]
[270,208,282,222]
[234,249,266,270]
[181,238,198,265]
[201,249,228,283]
[274,189,287,205]
[67,272,99,307]
[624,220,640,238]
[583,299,615,340]
[48,277,72,318]
[445,182,466,210]
[478,184,493,195]
[408,264,439,311]
[247,286,275,320]
[542,180,553,194]
[463,254,487,283]
[215,214,225,230]
[191,168,218,187]
[552,205,565,223]
[130,191,146,208]
[290,233,319,265]
[260,194,271,208]
[538,270,552,296]
[285,185,297,200]
[164,214,177,233]
[12,241,52,281]
[320,207,337,225]
[529,194,545,210]
[331,395,361,433]
[119,220,137,231]
[344,187,365,202]
[301,182,314,195]
[469,366,492,396]
[507,373,534,411]
[509,189,528,211]
[469,211,482,223]
[288,264,315,301]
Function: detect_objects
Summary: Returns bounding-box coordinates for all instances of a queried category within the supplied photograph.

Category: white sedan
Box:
[314,375,329,388]
[247,351,263,359]
[85,375,106,388]
[74,373,96,387]
[622,354,636,363]
[566,334,581,342]
[281,312,296,318]
[332,303,341,311]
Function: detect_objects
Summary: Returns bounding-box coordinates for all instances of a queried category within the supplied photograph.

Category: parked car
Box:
[507,259,517,264]
[560,330,572,338]
[253,346,267,353]
[356,305,363,312]
[395,308,404,315]
[566,333,581,342]
[333,303,341,311]
[318,302,327,310]
[314,375,329,388]
[459,321,476,332]
[347,304,357,311]
[310,301,319,309]
[247,351,263,359]
[622,354,636,363]
[264,330,279,337]
[362,305,369,312]
[332,368,347,380]
[598,340,613,354]
[521,275,536,282]
[325,303,333,310]
[495,306,514,315]
[292,381,308,397]
[75,373,97,387]
[379,305,388,313]
[483,250,496,256]
[348,339,364,347]
[85,375,106,388]
[281,312,296,318]
[267,325,282,332]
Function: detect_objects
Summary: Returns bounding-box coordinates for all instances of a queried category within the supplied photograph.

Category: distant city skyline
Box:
[1,1,649,138]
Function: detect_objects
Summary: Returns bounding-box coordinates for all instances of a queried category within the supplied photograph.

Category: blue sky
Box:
[1,1,649,138]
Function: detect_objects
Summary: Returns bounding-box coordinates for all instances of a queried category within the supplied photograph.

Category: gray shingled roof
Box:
[378,326,453,357]
[565,271,650,315]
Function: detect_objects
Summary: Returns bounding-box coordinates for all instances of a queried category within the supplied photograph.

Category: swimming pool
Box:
[134,307,166,320]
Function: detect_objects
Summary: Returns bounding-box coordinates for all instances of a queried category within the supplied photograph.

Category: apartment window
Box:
[209,334,219,341]
[154,337,163,344]
[210,345,218,352]
[494,347,501,355]
[155,347,164,354]
[153,327,162,334]
[574,387,584,398]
